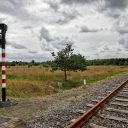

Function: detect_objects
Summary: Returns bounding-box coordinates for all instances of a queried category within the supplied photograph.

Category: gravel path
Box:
[27,73,128,128]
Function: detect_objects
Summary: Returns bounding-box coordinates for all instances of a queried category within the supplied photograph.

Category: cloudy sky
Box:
[0,0,128,61]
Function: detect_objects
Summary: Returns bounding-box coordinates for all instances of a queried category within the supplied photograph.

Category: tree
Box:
[51,44,86,81]
[31,60,35,65]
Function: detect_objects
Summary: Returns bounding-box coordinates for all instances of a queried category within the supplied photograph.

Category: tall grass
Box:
[0,66,127,98]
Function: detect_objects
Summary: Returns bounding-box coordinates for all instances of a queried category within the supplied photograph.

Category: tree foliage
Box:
[51,44,86,81]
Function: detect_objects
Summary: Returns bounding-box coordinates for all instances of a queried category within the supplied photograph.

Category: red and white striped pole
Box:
[0,23,7,102]
[2,45,6,102]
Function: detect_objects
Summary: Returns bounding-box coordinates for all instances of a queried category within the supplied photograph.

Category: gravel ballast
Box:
[27,73,128,128]
[83,83,128,128]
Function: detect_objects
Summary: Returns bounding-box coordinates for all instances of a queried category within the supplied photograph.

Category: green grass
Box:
[86,71,125,84]
[54,80,83,93]
[54,71,126,93]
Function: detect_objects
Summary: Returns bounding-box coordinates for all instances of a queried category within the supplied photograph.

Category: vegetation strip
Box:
[2,65,127,98]
[67,80,128,128]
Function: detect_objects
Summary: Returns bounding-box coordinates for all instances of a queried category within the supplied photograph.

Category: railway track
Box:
[67,80,128,128]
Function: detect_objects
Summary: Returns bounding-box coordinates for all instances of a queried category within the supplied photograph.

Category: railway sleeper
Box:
[75,109,86,114]
[70,119,77,123]
[105,107,128,114]
[114,98,128,102]
[120,90,128,93]
[110,102,128,107]
[118,92,128,95]
[122,88,128,90]
[97,114,128,123]
[91,100,99,103]
[89,123,107,128]
[123,87,128,89]
[116,95,128,98]
[86,104,94,107]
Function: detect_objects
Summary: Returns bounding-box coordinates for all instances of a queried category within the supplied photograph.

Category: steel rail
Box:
[67,79,128,128]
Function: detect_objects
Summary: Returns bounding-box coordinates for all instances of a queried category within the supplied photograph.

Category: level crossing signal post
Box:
[0,23,8,105]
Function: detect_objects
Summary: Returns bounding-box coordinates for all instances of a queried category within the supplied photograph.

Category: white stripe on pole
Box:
[2,57,5,62]
[2,49,5,53]
[2,75,6,79]
[2,66,6,70]
[2,83,6,88]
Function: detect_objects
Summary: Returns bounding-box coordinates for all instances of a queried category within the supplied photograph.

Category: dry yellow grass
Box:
[0,65,127,98]
[70,66,128,79]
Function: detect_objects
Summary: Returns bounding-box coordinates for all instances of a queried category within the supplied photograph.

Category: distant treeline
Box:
[3,58,128,67]
[4,61,54,67]
[87,58,128,66]
[5,60,52,67]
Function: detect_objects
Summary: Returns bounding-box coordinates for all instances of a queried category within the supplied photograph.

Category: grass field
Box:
[0,65,128,98]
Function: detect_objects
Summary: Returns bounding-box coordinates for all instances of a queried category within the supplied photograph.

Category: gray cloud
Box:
[7,52,52,62]
[52,37,74,50]
[98,0,128,18]
[44,0,80,24]
[104,0,128,10]
[0,18,6,22]
[7,42,27,49]
[61,0,128,11]
[117,48,122,52]
[56,10,79,24]
[41,46,54,52]
[23,26,35,36]
[24,26,32,29]
[0,0,79,26]
[40,36,74,52]
[99,44,110,53]
[117,29,128,34]
[80,26,100,33]
[28,50,38,54]
[118,38,128,50]
[103,45,109,51]
[119,38,125,45]
[61,0,93,5]
[39,27,53,42]
[39,26,74,51]
[45,0,60,12]
[0,0,31,20]
[40,40,54,51]
[94,53,99,56]
[104,10,121,18]
[113,17,128,34]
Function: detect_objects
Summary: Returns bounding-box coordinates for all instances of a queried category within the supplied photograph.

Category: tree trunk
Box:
[64,69,67,81]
